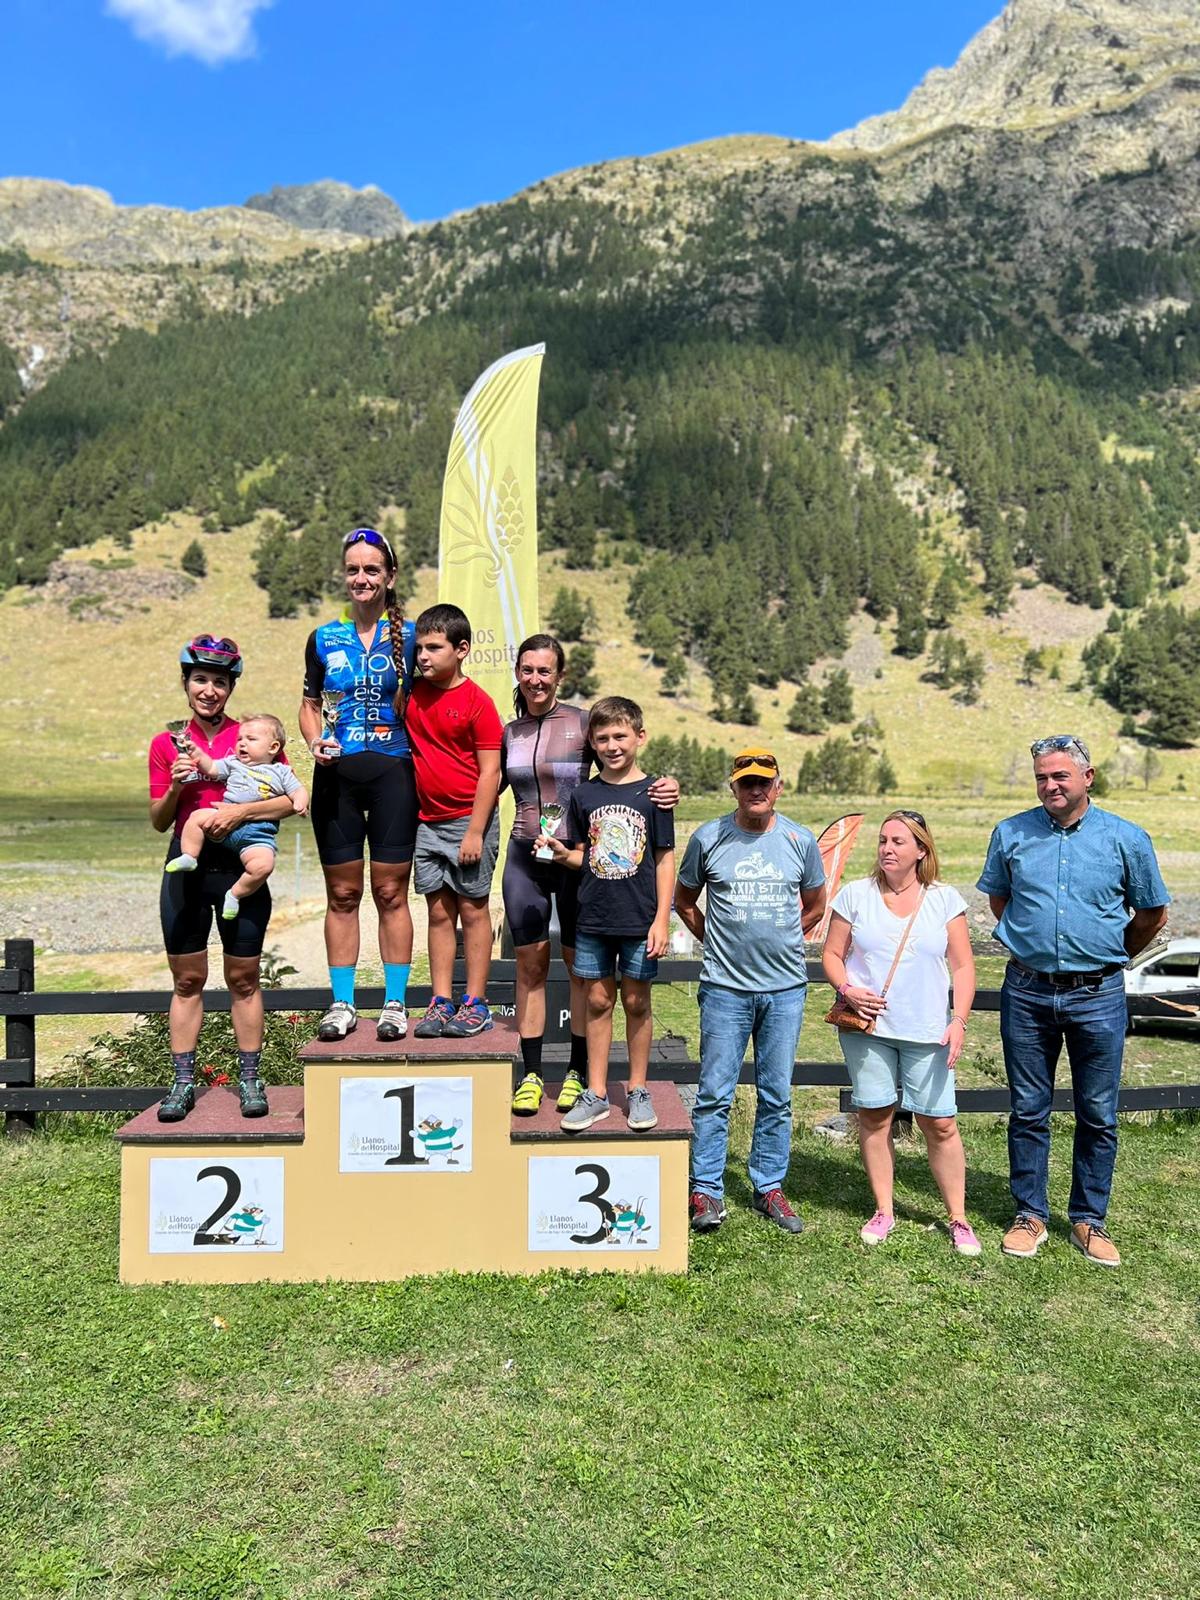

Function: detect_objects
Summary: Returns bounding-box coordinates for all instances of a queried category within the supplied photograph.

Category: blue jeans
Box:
[1000,966,1127,1226]
[691,982,806,1199]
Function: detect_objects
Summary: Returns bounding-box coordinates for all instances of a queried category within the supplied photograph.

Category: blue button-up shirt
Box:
[976,803,1169,972]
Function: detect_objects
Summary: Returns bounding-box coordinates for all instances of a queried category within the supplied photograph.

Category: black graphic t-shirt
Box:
[565,775,675,938]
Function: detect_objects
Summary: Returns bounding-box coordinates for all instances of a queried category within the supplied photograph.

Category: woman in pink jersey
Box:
[147,636,294,1124]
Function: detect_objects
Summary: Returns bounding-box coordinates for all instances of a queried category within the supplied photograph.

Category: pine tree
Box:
[786,685,826,735]
[180,539,207,579]
[821,668,854,723]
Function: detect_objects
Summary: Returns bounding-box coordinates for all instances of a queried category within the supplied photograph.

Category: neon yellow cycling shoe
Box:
[511,1072,544,1116]
[555,1069,585,1112]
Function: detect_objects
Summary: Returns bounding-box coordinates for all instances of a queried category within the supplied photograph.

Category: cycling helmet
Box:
[179,634,243,678]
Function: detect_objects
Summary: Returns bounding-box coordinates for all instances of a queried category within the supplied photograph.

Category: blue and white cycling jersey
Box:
[303,614,416,759]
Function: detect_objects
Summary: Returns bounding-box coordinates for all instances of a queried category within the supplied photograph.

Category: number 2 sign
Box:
[339,1077,474,1173]
[527,1155,660,1252]
[148,1156,285,1254]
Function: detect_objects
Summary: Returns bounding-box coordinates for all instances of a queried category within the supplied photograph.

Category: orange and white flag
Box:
[811,814,865,942]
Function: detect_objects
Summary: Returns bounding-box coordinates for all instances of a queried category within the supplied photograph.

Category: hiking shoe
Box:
[317,1001,358,1042]
[860,1210,896,1245]
[690,1191,727,1233]
[1002,1214,1049,1258]
[754,1188,804,1234]
[1071,1221,1121,1269]
[949,1219,982,1257]
[555,1069,585,1111]
[561,1089,611,1132]
[626,1085,658,1131]
[511,1072,544,1116]
[157,1081,195,1123]
[239,1077,268,1119]
[375,1001,409,1042]
[413,996,455,1038]
[442,996,493,1037]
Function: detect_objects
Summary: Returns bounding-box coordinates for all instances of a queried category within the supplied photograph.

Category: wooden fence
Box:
[4,936,1200,1132]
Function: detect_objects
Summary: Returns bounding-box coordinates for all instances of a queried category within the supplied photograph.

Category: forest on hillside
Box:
[4,173,1200,740]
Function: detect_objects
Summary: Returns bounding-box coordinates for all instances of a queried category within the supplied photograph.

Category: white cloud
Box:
[106,0,273,66]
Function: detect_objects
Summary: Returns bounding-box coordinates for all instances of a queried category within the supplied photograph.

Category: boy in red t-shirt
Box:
[405,604,504,1037]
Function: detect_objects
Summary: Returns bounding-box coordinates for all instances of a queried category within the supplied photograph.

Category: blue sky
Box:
[8,1,1002,220]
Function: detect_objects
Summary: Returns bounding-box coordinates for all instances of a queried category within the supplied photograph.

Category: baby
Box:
[165,714,308,918]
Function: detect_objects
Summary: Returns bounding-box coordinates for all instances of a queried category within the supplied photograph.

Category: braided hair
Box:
[387,586,410,719]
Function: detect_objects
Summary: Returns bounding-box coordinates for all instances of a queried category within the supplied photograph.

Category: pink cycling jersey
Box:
[147,717,242,835]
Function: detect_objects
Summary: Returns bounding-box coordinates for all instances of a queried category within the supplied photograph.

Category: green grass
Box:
[2,1119,1198,1599]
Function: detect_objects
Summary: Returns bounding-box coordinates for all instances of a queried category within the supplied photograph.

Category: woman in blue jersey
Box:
[504,634,678,1115]
[298,528,417,1041]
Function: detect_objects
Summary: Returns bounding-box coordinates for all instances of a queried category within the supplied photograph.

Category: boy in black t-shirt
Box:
[541,696,675,1131]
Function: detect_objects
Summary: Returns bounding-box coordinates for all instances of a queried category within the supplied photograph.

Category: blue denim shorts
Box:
[227,819,280,856]
[572,930,658,982]
[840,1032,957,1118]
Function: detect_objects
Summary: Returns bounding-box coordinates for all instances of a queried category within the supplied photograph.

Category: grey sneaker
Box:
[317,1001,358,1042]
[753,1187,804,1234]
[690,1191,727,1232]
[561,1089,611,1132]
[626,1085,658,1131]
[375,1001,408,1042]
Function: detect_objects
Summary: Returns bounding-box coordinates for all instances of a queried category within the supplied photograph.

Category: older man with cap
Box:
[978,734,1169,1268]
[674,746,826,1233]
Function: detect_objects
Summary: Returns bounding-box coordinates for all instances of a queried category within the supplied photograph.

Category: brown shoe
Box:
[1071,1222,1121,1269]
[1002,1214,1049,1257]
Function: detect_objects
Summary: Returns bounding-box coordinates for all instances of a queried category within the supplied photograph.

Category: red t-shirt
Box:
[405,677,503,823]
[147,717,289,835]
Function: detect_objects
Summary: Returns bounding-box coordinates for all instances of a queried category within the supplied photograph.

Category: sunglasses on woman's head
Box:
[892,809,926,831]
[189,634,239,656]
[343,527,395,560]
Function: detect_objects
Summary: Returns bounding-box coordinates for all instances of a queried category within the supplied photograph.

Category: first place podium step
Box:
[117,1022,692,1283]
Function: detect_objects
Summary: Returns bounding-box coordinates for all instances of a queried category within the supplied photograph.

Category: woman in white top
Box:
[823,809,979,1255]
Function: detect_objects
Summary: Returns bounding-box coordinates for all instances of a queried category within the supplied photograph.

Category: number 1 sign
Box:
[339,1077,474,1173]
[148,1156,285,1254]
[527,1155,661,1252]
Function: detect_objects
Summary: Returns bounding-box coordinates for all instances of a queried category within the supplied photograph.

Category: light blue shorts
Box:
[840,1032,957,1118]
[572,930,658,982]
[227,819,279,856]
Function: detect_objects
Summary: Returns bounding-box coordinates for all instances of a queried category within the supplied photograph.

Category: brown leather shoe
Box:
[1071,1222,1121,1269]
[1002,1214,1049,1257]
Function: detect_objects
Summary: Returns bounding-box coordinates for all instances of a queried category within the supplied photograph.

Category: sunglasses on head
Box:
[1031,734,1090,763]
[731,754,779,774]
[891,809,927,831]
[343,527,395,561]
[189,634,239,657]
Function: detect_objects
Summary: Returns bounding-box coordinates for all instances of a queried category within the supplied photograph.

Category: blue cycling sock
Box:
[329,966,356,1007]
[383,962,411,1007]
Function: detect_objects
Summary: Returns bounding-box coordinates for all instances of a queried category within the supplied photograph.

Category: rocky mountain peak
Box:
[829,0,1200,152]
[242,181,409,239]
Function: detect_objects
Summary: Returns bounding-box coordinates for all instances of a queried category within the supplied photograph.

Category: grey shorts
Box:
[413,813,500,900]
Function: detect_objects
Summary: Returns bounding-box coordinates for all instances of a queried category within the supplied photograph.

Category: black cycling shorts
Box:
[310,752,417,867]
[501,834,580,949]
[160,837,272,958]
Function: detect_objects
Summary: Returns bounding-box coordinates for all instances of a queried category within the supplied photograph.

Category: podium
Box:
[116,1022,691,1283]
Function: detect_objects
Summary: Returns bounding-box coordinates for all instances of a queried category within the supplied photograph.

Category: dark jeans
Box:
[1000,965,1127,1226]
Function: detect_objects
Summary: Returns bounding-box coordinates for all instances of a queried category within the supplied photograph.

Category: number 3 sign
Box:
[339,1077,474,1173]
[527,1155,660,1252]
[148,1156,285,1254]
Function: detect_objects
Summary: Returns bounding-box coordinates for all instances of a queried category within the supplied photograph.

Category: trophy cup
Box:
[320,690,346,758]
[164,719,200,782]
[535,802,565,861]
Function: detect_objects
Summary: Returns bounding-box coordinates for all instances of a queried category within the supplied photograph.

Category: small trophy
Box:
[320,691,345,759]
[164,719,200,782]
[535,803,565,861]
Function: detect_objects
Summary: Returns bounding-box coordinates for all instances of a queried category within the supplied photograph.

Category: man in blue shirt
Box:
[674,748,827,1235]
[977,735,1169,1268]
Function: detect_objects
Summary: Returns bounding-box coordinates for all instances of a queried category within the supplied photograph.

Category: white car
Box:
[1125,939,1200,1028]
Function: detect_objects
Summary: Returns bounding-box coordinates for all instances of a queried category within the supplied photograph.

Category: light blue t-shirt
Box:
[976,802,1169,972]
[677,811,825,992]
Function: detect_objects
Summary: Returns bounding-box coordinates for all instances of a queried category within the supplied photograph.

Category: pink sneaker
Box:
[949,1220,982,1257]
[859,1210,895,1245]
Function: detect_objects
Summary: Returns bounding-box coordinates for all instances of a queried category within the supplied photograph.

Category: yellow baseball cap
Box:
[729,747,780,782]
